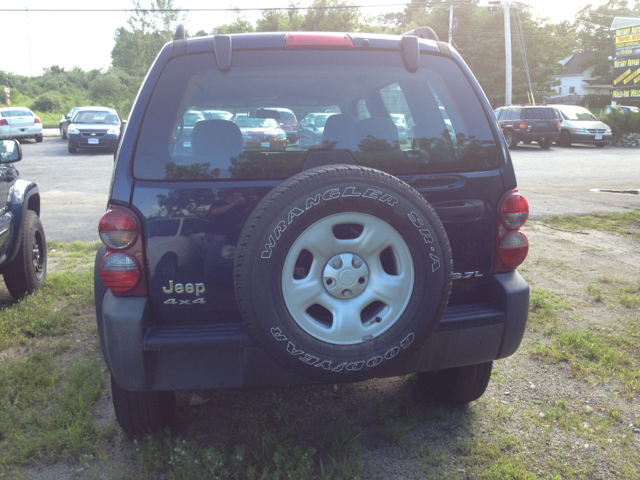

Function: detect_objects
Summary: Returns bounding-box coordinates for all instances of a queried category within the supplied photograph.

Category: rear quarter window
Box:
[133,50,499,181]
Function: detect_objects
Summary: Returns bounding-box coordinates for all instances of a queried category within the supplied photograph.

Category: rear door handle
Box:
[431,199,485,221]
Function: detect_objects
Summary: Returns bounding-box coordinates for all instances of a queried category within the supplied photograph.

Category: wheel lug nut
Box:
[332,259,342,269]
[352,258,361,268]
[342,289,352,298]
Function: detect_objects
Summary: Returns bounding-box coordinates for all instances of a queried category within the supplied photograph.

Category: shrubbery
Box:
[31,92,64,113]
[600,110,640,142]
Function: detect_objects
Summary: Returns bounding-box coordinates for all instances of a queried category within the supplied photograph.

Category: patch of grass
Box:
[619,283,640,308]
[530,399,616,440]
[531,328,640,397]
[540,212,640,238]
[528,288,571,334]
[0,270,94,347]
[0,349,106,465]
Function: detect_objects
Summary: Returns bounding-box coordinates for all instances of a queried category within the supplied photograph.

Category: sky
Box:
[1,0,617,77]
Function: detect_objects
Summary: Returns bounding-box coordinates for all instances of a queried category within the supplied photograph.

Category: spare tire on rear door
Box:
[234,165,452,382]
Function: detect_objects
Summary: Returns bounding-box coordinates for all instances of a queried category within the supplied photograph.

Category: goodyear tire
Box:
[235,165,452,382]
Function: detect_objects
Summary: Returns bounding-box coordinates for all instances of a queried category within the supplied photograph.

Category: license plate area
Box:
[595,135,602,140]
[88,138,99,144]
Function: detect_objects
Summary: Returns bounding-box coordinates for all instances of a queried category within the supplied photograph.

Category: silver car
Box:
[0,107,43,142]
[550,104,612,148]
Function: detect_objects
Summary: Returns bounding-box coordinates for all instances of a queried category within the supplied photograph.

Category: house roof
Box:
[610,16,640,30]
[556,52,594,76]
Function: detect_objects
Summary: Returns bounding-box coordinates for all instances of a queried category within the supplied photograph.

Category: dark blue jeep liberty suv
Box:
[94,26,530,437]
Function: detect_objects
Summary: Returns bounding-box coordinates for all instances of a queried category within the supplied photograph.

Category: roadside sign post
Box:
[3,87,9,107]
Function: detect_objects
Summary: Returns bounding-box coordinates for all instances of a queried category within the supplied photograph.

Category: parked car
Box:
[147,217,209,278]
[59,107,79,139]
[550,104,612,148]
[67,107,122,153]
[494,105,560,149]
[200,110,234,121]
[602,105,639,114]
[0,139,46,299]
[298,112,336,147]
[236,116,288,150]
[0,107,43,143]
[251,107,299,144]
[95,26,530,437]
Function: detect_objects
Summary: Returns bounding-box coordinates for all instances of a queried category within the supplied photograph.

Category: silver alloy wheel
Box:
[282,212,414,345]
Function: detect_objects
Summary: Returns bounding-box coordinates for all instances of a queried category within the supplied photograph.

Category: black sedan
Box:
[67,107,122,153]
[59,107,79,139]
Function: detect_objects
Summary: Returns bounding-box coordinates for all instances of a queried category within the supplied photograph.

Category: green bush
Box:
[600,110,640,142]
[31,92,63,113]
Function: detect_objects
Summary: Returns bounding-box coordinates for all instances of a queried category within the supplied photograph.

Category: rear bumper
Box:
[570,132,612,144]
[514,130,559,143]
[97,270,529,391]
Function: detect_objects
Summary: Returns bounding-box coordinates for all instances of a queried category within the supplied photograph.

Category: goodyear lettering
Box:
[385,346,400,359]
[366,356,384,367]
[287,341,304,356]
[276,331,416,374]
[400,333,414,349]
[314,360,333,370]
[346,361,365,371]
[270,327,287,342]
[299,354,319,365]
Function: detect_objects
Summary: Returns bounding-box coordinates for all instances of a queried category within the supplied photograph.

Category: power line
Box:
[0,2,480,13]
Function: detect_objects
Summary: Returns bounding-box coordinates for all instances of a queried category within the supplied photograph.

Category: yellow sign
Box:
[624,69,640,84]
[615,68,631,84]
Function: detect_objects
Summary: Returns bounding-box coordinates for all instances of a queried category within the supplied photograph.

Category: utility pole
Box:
[504,0,512,105]
[449,4,454,44]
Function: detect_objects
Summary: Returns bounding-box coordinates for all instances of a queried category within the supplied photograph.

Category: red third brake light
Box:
[285,32,354,48]
[98,205,147,296]
[494,190,529,273]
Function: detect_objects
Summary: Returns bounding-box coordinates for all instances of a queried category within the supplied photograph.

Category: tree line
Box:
[2,0,639,122]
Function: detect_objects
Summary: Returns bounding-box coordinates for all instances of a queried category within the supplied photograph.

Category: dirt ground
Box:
[18,221,640,479]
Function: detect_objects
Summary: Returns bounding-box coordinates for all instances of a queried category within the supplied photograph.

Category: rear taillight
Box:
[98,206,147,296]
[99,208,138,248]
[0,119,7,126]
[34,117,41,124]
[494,190,529,273]
[100,253,141,292]
[557,121,561,129]
[519,121,527,130]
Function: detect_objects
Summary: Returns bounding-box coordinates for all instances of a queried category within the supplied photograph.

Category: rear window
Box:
[133,50,499,181]
[523,108,557,120]
[2,109,32,117]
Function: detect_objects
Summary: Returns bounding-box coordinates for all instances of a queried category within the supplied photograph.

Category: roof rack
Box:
[402,27,439,41]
